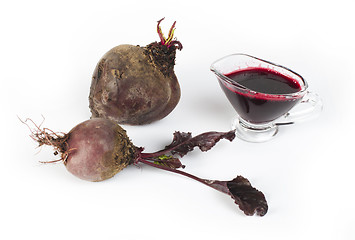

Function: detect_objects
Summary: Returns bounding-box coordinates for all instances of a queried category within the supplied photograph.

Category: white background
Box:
[1,0,354,239]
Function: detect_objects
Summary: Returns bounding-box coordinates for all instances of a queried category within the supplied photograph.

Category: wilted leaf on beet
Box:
[164,131,192,154]
[164,130,236,157]
[227,176,268,216]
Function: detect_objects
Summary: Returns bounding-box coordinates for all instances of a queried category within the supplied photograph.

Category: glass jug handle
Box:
[276,91,323,126]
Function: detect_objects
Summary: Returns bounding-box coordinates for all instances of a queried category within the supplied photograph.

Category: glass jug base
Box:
[232,117,278,143]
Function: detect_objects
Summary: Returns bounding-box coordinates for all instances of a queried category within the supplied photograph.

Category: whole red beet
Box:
[89,18,182,125]
[23,117,267,216]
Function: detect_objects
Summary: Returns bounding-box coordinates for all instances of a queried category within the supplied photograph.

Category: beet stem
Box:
[157,18,166,44]
[137,157,230,195]
[140,151,169,159]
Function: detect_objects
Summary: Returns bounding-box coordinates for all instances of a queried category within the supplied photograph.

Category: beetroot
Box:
[23,118,268,216]
[89,18,182,125]
[63,119,135,181]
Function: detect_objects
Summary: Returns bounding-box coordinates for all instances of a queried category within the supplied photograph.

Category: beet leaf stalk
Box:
[135,131,268,217]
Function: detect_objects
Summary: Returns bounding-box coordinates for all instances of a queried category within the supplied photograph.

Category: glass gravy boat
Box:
[211,54,322,142]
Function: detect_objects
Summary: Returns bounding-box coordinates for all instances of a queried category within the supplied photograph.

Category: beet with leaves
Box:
[89,18,182,125]
[23,118,268,216]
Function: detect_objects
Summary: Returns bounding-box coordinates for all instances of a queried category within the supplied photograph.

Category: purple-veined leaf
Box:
[164,130,236,157]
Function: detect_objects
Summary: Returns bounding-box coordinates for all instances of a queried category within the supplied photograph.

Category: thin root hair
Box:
[19,116,69,163]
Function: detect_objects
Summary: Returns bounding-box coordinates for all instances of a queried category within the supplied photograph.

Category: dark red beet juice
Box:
[219,68,303,123]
